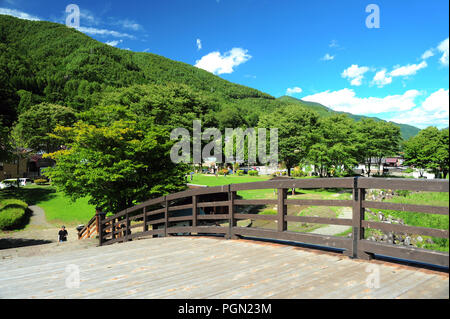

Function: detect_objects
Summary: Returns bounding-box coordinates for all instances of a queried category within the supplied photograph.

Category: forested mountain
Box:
[0,14,419,140]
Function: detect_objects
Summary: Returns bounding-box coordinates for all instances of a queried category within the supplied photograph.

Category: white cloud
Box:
[194,48,251,75]
[286,87,303,95]
[329,40,339,48]
[196,38,202,50]
[341,65,370,86]
[0,8,40,21]
[301,88,421,114]
[118,19,141,31]
[105,39,123,47]
[421,49,434,60]
[372,69,392,87]
[76,26,135,39]
[388,89,449,128]
[437,38,449,66]
[389,61,427,77]
[321,53,334,61]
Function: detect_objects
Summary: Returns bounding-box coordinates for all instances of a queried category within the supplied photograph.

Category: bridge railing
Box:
[97,177,449,268]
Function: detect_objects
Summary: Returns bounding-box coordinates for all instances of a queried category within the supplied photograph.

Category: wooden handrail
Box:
[95,177,449,268]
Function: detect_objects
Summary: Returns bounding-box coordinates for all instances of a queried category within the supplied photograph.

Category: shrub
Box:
[248,170,259,176]
[292,170,306,178]
[34,178,48,185]
[0,199,28,230]
[218,168,228,175]
[237,170,245,176]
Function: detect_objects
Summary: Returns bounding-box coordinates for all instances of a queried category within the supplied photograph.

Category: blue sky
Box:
[1,0,448,128]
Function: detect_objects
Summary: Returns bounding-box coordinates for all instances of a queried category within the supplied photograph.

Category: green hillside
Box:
[278,96,420,140]
[0,14,419,140]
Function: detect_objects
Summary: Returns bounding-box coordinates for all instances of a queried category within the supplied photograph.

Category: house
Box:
[28,154,55,179]
[0,157,28,180]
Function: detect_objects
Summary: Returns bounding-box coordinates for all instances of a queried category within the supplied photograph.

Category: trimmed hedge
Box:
[0,199,28,230]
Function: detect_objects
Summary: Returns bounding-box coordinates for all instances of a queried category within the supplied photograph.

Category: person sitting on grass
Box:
[58,226,68,242]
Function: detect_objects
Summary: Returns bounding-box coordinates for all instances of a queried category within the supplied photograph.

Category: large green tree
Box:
[13,103,77,153]
[355,119,401,176]
[404,127,449,178]
[45,106,188,214]
[308,114,359,177]
[258,105,320,175]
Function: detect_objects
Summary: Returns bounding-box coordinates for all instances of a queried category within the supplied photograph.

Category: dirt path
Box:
[309,206,353,236]
[28,205,54,228]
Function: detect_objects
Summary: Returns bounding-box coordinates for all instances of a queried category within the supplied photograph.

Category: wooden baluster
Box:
[164,197,168,237]
[143,207,148,233]
[351,177,372,260]
[277,188,287,232]
[125,210,130,242]
[192,195,198,230]
[98,210,106,246]
[228,188,237,239]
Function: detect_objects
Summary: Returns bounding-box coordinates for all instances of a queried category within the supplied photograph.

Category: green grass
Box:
[366,191,449,252]
[0,185,96,226]
[190,174,271,187]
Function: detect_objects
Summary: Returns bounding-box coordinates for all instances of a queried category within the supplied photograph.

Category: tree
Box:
[355,119,401,176]
[404,127,449,178]
[44,112,189,214]
[12,103,77,154]
[308,114,359,177]
[258,105,320,175]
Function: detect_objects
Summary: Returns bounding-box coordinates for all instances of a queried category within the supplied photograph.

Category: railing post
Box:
[164,196,168,237]
[228,186,237,239]
[97,208,106,246]
[111,218,115,241]
[124,209,130,242]
[351,177,372,260]
[277,188,287,232]
[192,195,198,228]
[143,206,148,233]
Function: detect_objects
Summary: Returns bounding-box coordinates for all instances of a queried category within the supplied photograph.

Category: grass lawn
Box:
[0,185,96,227]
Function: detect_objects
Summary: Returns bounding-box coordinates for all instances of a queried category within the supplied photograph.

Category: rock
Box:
[426,238,434,244]
[417,236,423,243]
[405,236,412,245]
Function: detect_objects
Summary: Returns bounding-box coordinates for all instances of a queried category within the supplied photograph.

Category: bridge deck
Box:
[0,237,448,299]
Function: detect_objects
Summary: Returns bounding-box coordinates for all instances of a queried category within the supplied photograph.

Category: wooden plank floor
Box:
[0,237,448,299]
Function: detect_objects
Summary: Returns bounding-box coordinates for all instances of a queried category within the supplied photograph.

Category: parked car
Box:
[19,178,33,186]
[0,179,20,189]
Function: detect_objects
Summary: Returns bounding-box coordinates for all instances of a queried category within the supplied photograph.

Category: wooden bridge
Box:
[4,177,444,299]
[80,177,449,268]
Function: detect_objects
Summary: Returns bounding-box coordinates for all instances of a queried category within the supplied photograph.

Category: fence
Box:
[96,177,449,267]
